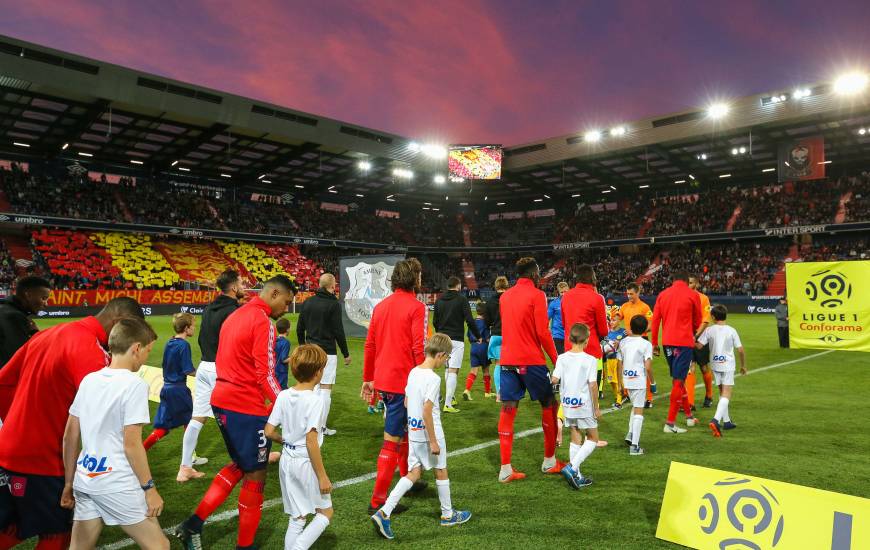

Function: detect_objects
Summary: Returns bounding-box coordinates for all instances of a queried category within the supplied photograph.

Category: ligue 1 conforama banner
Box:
[785,261,870,352]
[778,135,825,182]
[339,255,403,338]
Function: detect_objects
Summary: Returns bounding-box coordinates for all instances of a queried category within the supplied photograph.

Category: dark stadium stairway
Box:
[835,191,852,224]
[2,233,35,269]
[764,244,800,296]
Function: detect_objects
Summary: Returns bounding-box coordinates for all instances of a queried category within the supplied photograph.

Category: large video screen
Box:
[448,145,503,180]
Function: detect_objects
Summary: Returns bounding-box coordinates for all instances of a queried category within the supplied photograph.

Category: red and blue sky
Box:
[2,0,869,145]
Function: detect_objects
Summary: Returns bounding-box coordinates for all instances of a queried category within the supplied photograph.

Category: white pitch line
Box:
[101,349,834,549]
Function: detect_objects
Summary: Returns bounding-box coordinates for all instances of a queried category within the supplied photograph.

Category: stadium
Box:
[0,7,869,550]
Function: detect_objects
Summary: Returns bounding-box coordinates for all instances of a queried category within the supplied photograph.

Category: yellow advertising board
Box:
[785,261,870,352]
[657,462,870,549]
[136,365,195,403]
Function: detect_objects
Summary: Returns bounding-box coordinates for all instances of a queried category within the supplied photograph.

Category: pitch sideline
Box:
[101,349,834,549]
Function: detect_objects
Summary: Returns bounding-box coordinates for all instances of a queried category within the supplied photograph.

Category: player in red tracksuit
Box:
[175,276,296,550]
[497,257,560,483]
[361,259,429,513]
[650,270,702,434]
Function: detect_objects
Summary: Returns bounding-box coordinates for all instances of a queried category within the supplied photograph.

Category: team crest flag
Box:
[785,261,870,352]
[777,135,825,182]
[656,462,870,550]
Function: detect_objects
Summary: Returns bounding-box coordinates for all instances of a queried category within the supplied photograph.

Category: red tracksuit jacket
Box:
[499,278,558,366]
[363,289,427,394]
[650,280,702,347]
[560,283,608,358]
[211,295,282,416]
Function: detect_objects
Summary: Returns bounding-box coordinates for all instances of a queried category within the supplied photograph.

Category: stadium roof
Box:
[1,34,869,209]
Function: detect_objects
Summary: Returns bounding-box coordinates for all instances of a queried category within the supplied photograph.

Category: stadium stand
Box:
[218,240,292,283]
[31,229,122,290]
[91,232,180,289]
[256,243,326,291]
[0,239,15,290]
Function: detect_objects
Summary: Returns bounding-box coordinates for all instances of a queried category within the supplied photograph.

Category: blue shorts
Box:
[0,469,71,539]
[470,344,490,368]
[275,365,289,390]
[499,365,554,403]
[487,336,502,361]
[212,406,272,472]
[664,346,694,381]
[153,383,193,430]
[380,392,407,438]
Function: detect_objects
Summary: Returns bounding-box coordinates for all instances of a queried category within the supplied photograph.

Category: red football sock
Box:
[465,373,476,391]
[397,436,409,477]
[35,533,71,550]
[194,463,244,521]
[498,406,518,465]
[541,404,558,458]
[143,428,168,450]
[483,375,492,393]
[370,440,400,508]
[237,479,265,547]
[667,380,682,424]
[0,527,23,550]
[703,371,714,399]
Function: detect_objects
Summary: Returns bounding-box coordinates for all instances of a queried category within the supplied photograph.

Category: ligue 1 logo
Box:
[698,477,784,550]
[804,269,852,308]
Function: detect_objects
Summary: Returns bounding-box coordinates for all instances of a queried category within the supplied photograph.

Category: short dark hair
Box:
[391,259,418,291]
[516,257,538,278]
[569,322,590,344]
[15,276,51,294]
[671,270,689,282]
[216,270,240,293]
[265,275,297,295]
[108,318,157,354]
[290,344,327,382]
[711,304,728,321]
[626,283,639,293]
[575,264,595,285]
[446,276,461,289]
[629,315,648,335]
[276,317,291,334]
[100,297,145,320]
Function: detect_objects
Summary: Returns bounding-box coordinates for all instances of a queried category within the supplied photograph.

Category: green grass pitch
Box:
[29,313,870,549]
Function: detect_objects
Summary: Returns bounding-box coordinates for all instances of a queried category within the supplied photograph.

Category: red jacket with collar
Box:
[212,295,283,416]
[560,283,608,358]
[499,278,558,366]
[650,280,702,347]
[363,289,427,394]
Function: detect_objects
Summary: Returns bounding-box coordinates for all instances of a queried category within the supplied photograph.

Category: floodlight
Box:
[358,161,372,171]
[833,72,868,95]
[408,142,420,152]
[434,174,446,184]
[610,126,626,136]
[584,130,602,142]
[707,103,729,119]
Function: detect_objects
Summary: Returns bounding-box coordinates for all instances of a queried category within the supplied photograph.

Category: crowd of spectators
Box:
[0,240,16,291]
[844,172,870,223]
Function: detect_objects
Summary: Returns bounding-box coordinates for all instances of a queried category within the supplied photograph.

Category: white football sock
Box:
[627,413,634,436]
[570,439,597,471]
[436,478,453,518]
[631,414,644,447]
[714,397,730,422]
[499,464,513,479]
[569,442,581,464]
[291,513,330,550]
[319,388,332,428]
[180,419,204,468]
[381,476,413,517]
[284,517,305,550]
[445,371,458,405]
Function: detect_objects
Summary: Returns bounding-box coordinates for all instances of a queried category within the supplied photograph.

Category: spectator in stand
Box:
[0,276,51,368]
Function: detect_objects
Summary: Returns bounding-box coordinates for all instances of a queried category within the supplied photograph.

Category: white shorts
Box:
[448,340,465,371]
[627,388,646,409]
[563,417,598,429]
[321,355,338,385]
[279,452,332,518]
[713,370,735,386]
[73,489,147,526]
[407,438,448,471]
[192,362,217,418]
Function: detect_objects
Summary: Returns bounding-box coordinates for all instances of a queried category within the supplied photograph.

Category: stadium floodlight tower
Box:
[706,102,730,119]
[833,71,868,95]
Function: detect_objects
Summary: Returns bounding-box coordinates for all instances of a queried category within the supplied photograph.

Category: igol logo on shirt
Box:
[698,477,783,549]
[408,417,426,431]
[561,396,583,409]
[804,269,852,309]
[78,454,113,478]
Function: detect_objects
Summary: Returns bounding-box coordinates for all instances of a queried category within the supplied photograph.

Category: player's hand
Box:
[145,488,164,517]
[594,407,602,419]
[689,364,695,375]
[430,440,441,455]
[344,355,352,367]
[59,484,75,509]
[360,381,374,401]
[319,476,333,495]
[740,366,747,376]
[653,347,661,357]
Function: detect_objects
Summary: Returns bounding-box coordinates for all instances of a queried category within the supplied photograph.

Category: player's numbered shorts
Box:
[279,449,332,517]
[192,361,217,418]
[626,388,647,409]
[693,343,711,367]
[0,470,70,539]
[448,340,465,370]
[563,417,598,429]
[664,346,693,380]
[321,355,338,385]
[213,406,272,472]
[605,358,619,383]
[499,365,553,402]
[380,391,407,438]
[73,488,147,526]
[487,335,502,361]
[713,369,735,386]
[408,438,448,471]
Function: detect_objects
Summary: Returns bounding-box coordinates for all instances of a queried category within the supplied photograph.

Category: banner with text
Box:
[785,261,870,352]
[48,289,219,307]
[339,255,403,338]
[657,462,869,549]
